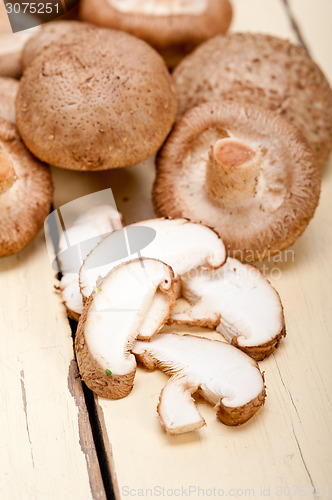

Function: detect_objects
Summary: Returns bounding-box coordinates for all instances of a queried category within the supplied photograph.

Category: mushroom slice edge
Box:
[170,257,286,361]
[57,204,124,321]
[79,217,226,302]
[75,258,177,399]
[133,333,266,435]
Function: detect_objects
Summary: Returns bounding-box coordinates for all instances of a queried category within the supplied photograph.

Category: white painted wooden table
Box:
[1,1,331,499]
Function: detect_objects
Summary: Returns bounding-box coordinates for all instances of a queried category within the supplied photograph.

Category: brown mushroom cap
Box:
[22,21,92,70]
[0,118,53,257]
[0,77,18,123]
[153,101,321,261]
[80,0,232,68]
[173,33,332,167]
[16,26,178,171]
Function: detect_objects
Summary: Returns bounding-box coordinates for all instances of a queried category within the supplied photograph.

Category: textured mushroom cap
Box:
[79,217,226,302]
[171,257,286,360]
[133,333,265,434]
[80,0,232,67]
[0,77,19,123]
[0,119,53,257]
[16,26,178,171]
[58,205,124,321]
[22,21,91,70]
[153,101,321,261]
[75,258,177,399]
[173,33,332,167]
[0,4,39,78]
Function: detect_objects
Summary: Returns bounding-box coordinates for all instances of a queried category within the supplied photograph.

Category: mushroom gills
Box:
[171,257,285,360]
[58,205,123,320]
[75,258,177,399]
[133,333,265,435]
[79,218,226,302]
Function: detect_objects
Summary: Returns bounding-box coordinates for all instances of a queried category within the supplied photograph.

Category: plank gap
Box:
[69,318,117,500]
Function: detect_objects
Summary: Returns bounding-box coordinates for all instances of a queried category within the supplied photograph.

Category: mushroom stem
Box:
[0,152,16,194]
[205,138,260,206]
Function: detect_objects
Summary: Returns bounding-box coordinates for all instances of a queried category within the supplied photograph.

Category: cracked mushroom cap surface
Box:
[0,118,53,257]
[173,33,332,167]
[16,26,178,171]
[75,258,177,399]
[79,217,226,303]
[133,333,266,435]
[171,257,286,361]
[80,0,232,68]
[153,101,321,261]
[57,205,124,321]
[0,77,18,123]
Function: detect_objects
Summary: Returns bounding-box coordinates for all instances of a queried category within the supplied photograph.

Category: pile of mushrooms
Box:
[173,32,332,167]
[15,25,178,171]
[56,211,287,435]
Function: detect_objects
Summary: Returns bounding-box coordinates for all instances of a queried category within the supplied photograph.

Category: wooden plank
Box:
[287,0,332,84]
[41,1,332,498]
[0,233,106,499]
[93,1,331,498]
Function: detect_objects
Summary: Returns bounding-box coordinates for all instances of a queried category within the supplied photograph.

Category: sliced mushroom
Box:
[0,118,53,257]
[133,333,266,435]
[57,205,124,321]
[80,0,232,68]
[79,218,226,303]
[16,26,177,171]
[153,101,321,261]
[0,77,19,123]
[173,33,332,168]
[170,258,285,360]
[0,4,39,78]
[75,258,177,399]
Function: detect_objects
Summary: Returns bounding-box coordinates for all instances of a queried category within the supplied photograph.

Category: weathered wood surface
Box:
[1,0,331,498]
[90,1,332,498]
[0,233,106,499]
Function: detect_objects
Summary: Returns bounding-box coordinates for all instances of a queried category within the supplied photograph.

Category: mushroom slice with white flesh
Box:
[75,258,177,399]
[57,205,123,321]
[132,333,266,435]
[170,258,285,361]
[79,218,226,305]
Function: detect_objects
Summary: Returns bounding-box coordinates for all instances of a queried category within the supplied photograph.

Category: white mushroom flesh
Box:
[107,0,208,16]
[80,218,226,301]
[85,259,175,375]
[158,375,205,434]
[133,333,265,433]
[58,205,123,317]
[172,257,284,347]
